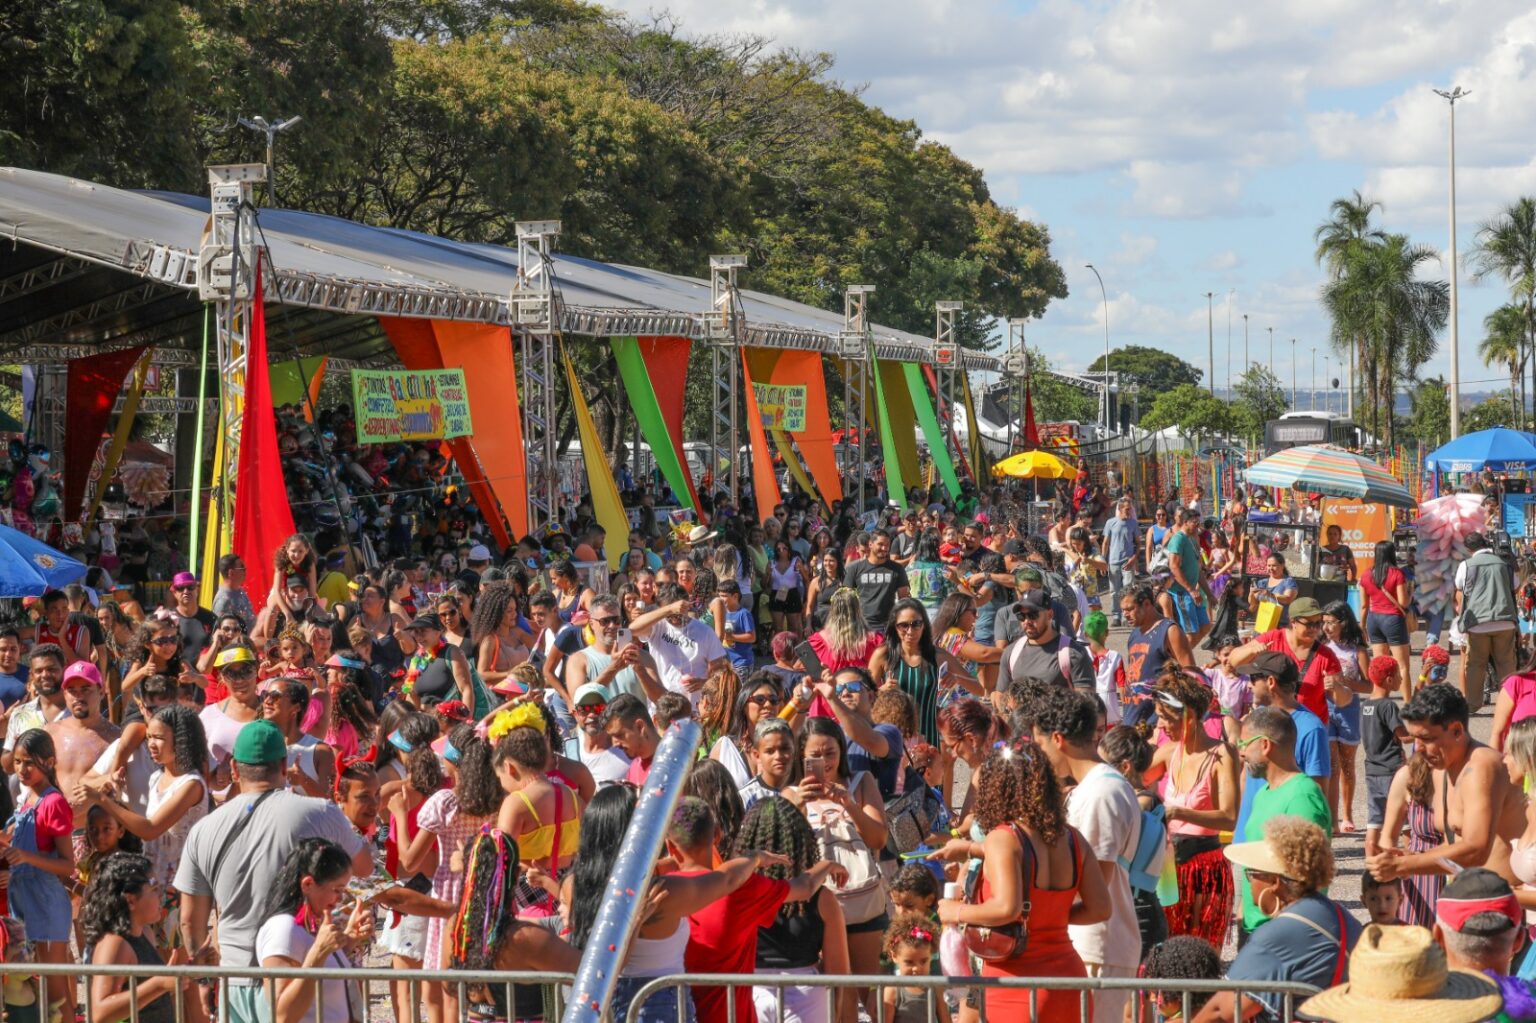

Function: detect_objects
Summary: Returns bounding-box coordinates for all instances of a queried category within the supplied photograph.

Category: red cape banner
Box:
[743,348,843,506]
[1023,376,1041,446]
[739,350,784,524]
[64,344,147,520]
[232,266,298,610]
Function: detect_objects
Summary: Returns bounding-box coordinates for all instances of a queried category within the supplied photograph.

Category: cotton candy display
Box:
[1414,493,1485,616]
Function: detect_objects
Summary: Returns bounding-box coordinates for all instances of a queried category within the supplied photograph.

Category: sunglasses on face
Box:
[173,585,197,593]
[151,636,179,647]
[591,616,620,626]
[1295,618,1321,629]
[1234,734,1267,749]
[835,681,864,695]
[259,690,285,702]
[576,701,607,714]
[747,693,781,706]
[894,620,924,631]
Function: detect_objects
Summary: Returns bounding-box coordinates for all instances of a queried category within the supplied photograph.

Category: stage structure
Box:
[0,164,1102,540]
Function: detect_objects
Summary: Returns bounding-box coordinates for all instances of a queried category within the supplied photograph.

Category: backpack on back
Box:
[806,771,886,925]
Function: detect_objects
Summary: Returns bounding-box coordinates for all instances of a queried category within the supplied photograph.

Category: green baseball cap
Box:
[232,720,288,766]
[1289,597,1323,620]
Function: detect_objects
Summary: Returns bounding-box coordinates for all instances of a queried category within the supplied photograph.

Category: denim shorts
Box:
[612,976,695,1023]
[1367,612,1410,647]
[1327,698,1361,745]
[1366,773,1394,828]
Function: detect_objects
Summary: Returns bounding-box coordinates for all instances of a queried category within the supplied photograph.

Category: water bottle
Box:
[939,881,969,977]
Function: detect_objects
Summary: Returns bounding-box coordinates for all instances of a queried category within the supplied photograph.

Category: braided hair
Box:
[732,795,817,915]
[450,830,522,971]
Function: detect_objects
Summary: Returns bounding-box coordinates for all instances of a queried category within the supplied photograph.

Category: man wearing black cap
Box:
[176,719,370,1023]
[999,589,1094,692]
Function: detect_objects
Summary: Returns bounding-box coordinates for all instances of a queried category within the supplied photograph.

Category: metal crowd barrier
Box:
[620,972,1325,1023]
[4,962,1324,1023]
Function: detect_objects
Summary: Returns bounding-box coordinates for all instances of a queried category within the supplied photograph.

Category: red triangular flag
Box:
[232,263,299,609]
[1023,376,1041,446]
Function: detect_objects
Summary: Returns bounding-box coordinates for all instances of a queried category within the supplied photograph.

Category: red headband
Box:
[1436,893,1522,933]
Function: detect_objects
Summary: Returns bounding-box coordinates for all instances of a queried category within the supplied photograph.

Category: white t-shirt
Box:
[1066,762,1142,971]
[91,737,156,817]
[575,735,630,788]
[645,619,727,704]
[1093,650,1124,726]
[254,912,357,1023]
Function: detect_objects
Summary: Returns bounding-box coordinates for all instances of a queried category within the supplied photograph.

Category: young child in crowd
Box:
[1415,643,1451,702]
[888,862,940,918]
[1082,611,1125,725]
[1141,935,1223,1021]
[1361,653,1409,858]
[761,631,807,693]
[871,689,939,790]
[1203,638,1251,744]
[717,580,756,678]
[883,912,949,1023]
[1360,871,1402,925]
[653,692,695,732]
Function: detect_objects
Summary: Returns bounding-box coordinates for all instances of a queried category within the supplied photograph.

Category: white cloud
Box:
[1113,233,1158,267]
[1203,250,1241,272]
[1122,161,1260,219]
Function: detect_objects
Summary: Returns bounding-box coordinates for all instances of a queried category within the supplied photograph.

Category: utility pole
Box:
[1291,338,1297,407]
[1324,355,1331,415]
[1086,264,1111,431]
[1243,314,1250,376]
[1311,346,1317,411]
[1268,327,1275,379]
[1205,292,1215,395]
[236,115,303,206]
[1226,289,1234,396]
[1435,85,1469,439]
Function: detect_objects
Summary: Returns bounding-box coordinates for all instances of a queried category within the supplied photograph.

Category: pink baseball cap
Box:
[62,661,103,688]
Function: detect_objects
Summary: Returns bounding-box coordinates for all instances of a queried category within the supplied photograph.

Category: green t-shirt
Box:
[1166,529,1201,597]
[1239,773,1331,930]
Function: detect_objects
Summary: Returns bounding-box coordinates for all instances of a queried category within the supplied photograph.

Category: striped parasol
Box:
[1243,444,1416,508]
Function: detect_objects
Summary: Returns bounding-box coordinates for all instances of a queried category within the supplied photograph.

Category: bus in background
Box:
[1263,411,1362,455]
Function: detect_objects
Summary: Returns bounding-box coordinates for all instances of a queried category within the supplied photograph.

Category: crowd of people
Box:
[8,454,1536,1023]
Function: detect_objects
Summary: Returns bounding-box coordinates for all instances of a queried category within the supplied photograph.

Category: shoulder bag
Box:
[961,826,1078,961]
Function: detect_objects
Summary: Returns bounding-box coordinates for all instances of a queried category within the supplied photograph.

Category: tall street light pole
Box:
[1226,289,1235,396]
[1205,292,1215,394]
[1291,338,1298,407]
[1268,327,1275,380]
[1311,346,1317,411]
[1435,85,1469,439]
[1086,264,1111,432]
[1243,314,1250,374]
[1324,355,1331,415]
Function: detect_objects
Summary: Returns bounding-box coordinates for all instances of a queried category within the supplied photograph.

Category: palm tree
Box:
[1321,234,1449,449]
[1314,191,1387,419]
[1479,304,1526,428]
[1468,197,1536,428]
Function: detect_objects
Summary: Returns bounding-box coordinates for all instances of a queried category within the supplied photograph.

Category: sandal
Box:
[1339,820,1357,834]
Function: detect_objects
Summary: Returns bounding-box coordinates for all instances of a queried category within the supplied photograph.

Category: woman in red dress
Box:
[938,743,1111,1022]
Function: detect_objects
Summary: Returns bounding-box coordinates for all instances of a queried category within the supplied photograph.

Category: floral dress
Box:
[146,771,208,948]
[416,789,493,970]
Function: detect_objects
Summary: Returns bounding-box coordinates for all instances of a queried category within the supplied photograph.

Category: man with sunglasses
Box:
[565,595,666,708]
[629,584,729,705]
[812,666,903,799]
[999,589,1094,693]
[1229,595,1339,724]
[168,571,218,658]
[1233,704,1329,941]
[563,682,629,788]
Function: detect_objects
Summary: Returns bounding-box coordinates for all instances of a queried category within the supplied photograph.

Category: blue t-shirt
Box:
[1226,893,1360,1018]
[847,722,904,800]
[1102,515,1137,567]
[1293,706,1330,779]
[0,668,28,709]
[724,607,755,675]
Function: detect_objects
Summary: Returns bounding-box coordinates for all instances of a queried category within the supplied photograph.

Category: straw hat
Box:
[1297,925,1501,1022]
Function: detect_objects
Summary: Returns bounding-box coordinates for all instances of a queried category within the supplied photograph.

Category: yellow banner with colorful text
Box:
[351,368,473,443]
[752,383,807,432]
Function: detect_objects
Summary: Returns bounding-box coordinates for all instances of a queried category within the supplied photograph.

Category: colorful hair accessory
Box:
[908,926,935,943]
[1152,690,1185,710]
[487,701,544,742]
[442,740,461,764]
[388,729,413,753]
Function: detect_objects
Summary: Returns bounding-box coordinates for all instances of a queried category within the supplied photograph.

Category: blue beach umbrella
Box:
[0,523,87,596]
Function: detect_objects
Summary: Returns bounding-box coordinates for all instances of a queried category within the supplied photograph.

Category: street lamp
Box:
[237,114,303,206]
[1268,327,1275,378]
[1205,292,1215,395]
[1086,264,1111,432]
[1243,314,1250,375]
[1291,338,1298,407]
[1311,346,1317,411]
[1323,355,1331,414]
[1434,85,1469,439]
[1227,289,1235,396]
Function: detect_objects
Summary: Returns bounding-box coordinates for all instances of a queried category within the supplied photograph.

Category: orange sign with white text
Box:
[1322,499,1389,580]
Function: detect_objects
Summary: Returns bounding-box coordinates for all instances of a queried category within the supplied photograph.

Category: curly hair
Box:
[329,683,376,745]
[973,744,1065,843]
[1099,724,1154,778]
[273,533,315,577]
[884,910,938,959]
[733,795,817,915]
[130,620,185,676]
[493,724,549,772]
[1150,662,1213,720]
[1143,935,1222,1013]
[685,759,744,856]
[1264,815,1334,895]
[79,852,155,948]
[871,687,918,738]
[448,723,501,818]
[469,583,519,647]
[152,704,209,778]
[889,862,939,904]
[938,697,994,743]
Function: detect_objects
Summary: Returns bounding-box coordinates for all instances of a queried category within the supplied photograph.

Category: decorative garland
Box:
[401,638,446,698]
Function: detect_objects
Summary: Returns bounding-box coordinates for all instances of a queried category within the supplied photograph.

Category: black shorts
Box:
[768,588,805,614]
[846,910,890,935]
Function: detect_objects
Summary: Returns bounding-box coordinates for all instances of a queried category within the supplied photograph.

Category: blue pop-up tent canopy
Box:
[0,523,86,597]
[1424,428,1536,473]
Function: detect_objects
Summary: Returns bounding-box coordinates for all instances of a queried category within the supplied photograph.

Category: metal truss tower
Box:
[513,220,562,534]
[708,255,747,506]
[840,285,875,511]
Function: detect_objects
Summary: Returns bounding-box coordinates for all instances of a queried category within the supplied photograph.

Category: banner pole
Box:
[189,306,210,560]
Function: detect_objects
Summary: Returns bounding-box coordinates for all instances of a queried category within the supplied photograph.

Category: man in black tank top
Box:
[1120,587,1197,727]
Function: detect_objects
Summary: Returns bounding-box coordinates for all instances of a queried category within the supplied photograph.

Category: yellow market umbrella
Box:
[993,449,1079,480]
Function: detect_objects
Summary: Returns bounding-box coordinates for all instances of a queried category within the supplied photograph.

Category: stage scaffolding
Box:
[0,163,1101,535]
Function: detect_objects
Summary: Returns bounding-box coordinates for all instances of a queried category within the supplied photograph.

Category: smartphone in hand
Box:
[793,641,826,681]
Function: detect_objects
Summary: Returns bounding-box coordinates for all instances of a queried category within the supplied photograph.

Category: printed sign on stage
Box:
[752,383,807,432]
[351,369,473,443]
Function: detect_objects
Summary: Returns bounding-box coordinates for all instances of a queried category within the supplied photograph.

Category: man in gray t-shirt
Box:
[999,589,1095,692]
[176,720,369,1023]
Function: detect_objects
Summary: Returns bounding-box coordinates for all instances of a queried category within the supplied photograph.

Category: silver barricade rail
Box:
[562,718,703,1023]
[5,962,577,1023]
[619,972,1325,1023]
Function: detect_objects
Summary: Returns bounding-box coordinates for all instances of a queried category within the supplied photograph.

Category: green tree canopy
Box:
[1230,367,1289,445]
[1404,376,1450,448]
[1464,395,1516,435]
[1139,384,1235,440]
[1086,345,1202,398]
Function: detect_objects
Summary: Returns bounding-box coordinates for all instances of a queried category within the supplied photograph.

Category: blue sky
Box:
[604,0,1536,411]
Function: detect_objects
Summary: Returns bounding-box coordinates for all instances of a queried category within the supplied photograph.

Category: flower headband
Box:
[907,926,934,943]
[485,701,544,742]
